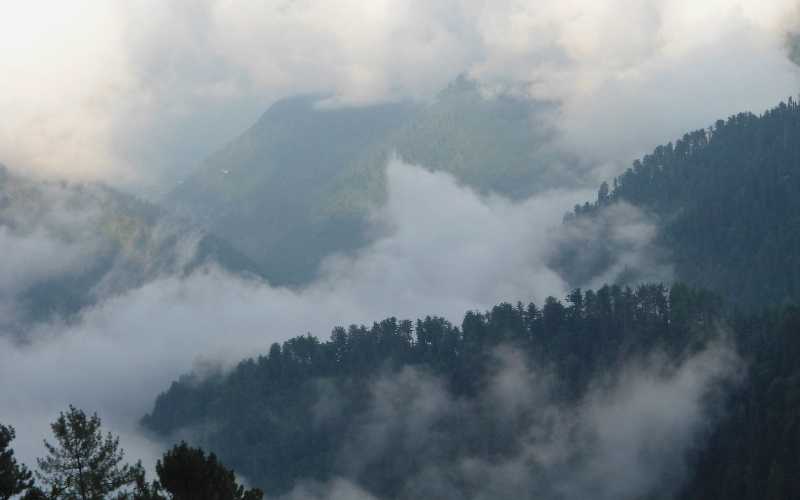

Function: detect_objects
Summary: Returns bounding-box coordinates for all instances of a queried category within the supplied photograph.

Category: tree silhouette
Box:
[155,442,263,500]
[0,423,34,499]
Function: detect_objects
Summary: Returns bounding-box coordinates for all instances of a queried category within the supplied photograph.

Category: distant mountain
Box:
[557,99,800,309]
[169,77,572,285]
[0,164,262,334]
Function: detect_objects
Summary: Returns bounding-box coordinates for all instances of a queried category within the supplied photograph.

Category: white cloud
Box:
[0,1,797,188]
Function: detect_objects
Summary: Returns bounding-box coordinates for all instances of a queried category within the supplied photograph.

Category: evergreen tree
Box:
[597,181,610,205]
[154,443,263,500]
[35,406,143,500]
[0,423,34,500]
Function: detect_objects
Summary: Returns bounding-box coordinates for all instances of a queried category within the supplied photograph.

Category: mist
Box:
[552,201,674,290]
[1,159,615,470]
[276,342,739,499]
[1,1,798,190]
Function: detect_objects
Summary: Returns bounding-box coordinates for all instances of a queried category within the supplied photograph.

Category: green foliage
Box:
[36,406,143,500]
[0,423,34,499]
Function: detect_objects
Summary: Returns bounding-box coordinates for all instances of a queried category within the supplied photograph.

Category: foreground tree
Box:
[36,406,143,500]
[0,423,35,499]
[153,442,263,500]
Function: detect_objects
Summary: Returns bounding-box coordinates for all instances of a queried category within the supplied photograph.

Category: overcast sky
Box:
[1,0,798,191]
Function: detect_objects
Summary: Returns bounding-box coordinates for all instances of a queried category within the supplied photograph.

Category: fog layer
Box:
[1,160,629,467]
[278,343,739,499]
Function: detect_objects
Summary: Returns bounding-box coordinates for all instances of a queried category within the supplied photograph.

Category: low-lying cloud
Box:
[278,342,739,500]
[0,160,663,473]
[552,201,674,289]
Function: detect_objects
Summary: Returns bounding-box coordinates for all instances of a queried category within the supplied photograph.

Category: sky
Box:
[0,0,798,191]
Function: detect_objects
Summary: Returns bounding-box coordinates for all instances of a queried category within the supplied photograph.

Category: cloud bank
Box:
[1,1,798,188]
[0,160,595,467]
[552,201,674,289]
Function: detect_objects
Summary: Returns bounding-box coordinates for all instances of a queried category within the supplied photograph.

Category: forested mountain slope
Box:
[559,99,800,309]
[0,164,262,333]
[140,283,800,499]
[169,78,569,285]
[142,100,800,499]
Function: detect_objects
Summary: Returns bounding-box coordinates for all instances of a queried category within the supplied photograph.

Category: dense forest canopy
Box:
[559,99,800,309]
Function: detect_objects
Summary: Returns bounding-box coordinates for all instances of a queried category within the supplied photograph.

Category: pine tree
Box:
[36,406,143,500]
[155,443,263,500]
[0,423,35,500]
[597,181,610,204]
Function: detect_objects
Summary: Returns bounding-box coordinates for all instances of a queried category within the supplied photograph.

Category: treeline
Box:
[0,407,262,500]
[564,98,800,308]
[143,284,747,497]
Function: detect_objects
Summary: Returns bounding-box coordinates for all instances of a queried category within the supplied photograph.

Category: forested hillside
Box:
[687,304,800,499]
[169,77,570,285]
[141,283,800,499]
[560,99,800,308]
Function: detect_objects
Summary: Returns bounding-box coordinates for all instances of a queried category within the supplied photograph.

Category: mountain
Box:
[142,98,800,498]
[0,164,262,334]
[168,94,417,286]
[557,99,800,309]
[168,77,571,285]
